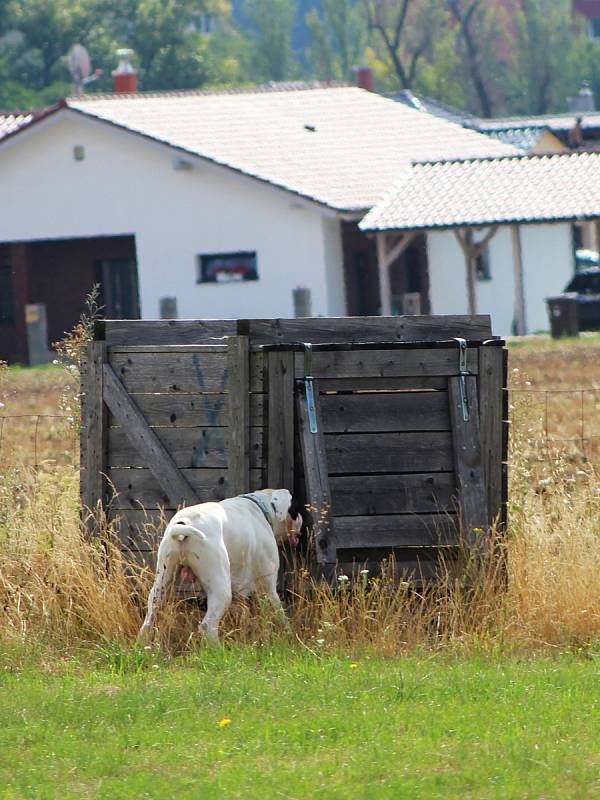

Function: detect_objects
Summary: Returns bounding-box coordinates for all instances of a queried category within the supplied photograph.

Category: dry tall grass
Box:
[1,340,599,660]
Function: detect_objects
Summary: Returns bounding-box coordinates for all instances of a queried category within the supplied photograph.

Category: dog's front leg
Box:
[137,555,176,643]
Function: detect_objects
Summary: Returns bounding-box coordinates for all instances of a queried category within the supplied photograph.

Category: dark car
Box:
[563,267,600,330]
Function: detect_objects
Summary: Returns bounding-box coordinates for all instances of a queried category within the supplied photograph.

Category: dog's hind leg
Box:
[199,585,232,644]
[137,554,177,643]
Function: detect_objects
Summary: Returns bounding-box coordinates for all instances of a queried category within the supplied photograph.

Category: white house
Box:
[0,81,583,363]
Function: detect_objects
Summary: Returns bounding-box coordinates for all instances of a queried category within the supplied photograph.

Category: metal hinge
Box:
[303,342,318,433]
[453,337,470,422]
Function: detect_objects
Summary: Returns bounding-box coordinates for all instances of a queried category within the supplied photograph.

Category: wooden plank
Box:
[102,364,199,507]
[296,380,334,563]
[241,315,492,344]
[478,345,504,529]
[448,375,489,551]
[294,348,479,380]
[106,468,264,509]
[110,351,228,393]
[320,391,450,433]
[330,473,456,516]
[109,345,228,353]
[108,393,264,428]
[109,508,173,550]
[333,514,459,548]
[318,376,448,392]
[228,336,250,495]
[108,351,264,393]
[107,426,264,468]
[267,350,295,490]
[81,341,107,520]
[101,319,236,345]
[325,431,454,474]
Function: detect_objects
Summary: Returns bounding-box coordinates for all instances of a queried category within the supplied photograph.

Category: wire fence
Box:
[0,414,78,470]
[1,388,599,470]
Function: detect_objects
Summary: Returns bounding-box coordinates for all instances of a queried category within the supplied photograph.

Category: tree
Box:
[511,0,585,115]
[244,0,298,82]
[305,0,368,81]
[362,0,444,91]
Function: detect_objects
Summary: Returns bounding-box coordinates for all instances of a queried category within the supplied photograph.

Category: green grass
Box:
[0,647,598,799]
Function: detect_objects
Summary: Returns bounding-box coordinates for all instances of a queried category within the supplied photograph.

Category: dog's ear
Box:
[270,489,292,522]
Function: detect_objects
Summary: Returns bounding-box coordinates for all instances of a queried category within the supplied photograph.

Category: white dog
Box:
[138,489,302,644]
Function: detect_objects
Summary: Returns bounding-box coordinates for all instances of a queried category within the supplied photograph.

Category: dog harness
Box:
[241,493,272,523]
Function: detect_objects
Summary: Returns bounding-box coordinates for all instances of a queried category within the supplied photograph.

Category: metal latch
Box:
[453,337,469,422]
[303,342,318,433]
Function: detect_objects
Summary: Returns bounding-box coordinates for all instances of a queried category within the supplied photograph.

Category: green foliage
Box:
[305,0,367,81]
[245,0,299,82]
[0,0,599,119]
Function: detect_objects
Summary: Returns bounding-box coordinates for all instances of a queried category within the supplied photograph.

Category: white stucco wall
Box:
[427,223,574,335]
[0,113,344,319]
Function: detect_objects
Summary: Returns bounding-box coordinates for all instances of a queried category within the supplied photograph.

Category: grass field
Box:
[1,336,599,798]
[1,648,599,799]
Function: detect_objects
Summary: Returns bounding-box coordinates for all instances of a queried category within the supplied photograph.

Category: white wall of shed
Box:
[0,115,346,319]
[426,223,574,335]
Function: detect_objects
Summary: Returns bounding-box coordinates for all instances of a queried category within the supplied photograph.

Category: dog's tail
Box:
[168,522,206,544]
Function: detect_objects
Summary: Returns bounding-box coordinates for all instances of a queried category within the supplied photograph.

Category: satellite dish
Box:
[68,44,95,97]
[68,44,91,82]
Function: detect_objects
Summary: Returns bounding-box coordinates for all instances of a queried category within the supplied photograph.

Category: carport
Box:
[360,152,600,335]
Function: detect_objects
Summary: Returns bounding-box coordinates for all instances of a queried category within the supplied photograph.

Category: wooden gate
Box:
[80,315,506,574]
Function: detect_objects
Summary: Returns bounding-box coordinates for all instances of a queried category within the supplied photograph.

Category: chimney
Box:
[355,66,374,93]
[113,49,138,93]
[569,80,595,113]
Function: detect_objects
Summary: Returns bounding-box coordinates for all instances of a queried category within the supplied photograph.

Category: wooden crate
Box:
[80,315,506,577]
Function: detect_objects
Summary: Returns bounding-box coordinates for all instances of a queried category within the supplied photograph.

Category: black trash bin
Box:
[546,293,579,338]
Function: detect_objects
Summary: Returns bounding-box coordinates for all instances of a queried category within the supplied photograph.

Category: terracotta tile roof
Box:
[487,126,551,152]
[360,152,600,232]
[67,84,515,211]
[478,113,600,133]
[0,112,36,141]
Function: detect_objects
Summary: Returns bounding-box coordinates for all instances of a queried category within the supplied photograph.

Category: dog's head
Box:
[262,488,303,547]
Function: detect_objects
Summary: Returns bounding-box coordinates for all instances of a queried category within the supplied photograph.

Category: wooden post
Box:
[511,224,527,336]
[376,233,393,316]
[448,374,489,552]
[478,345,504,530]
[375,232,417,316]
[267,350,295,491]
[228,335,250,495]
[10,243,30,364]
[81,340,108,533]
[296,379,334,563]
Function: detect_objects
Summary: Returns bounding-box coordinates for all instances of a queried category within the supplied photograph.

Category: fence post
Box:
[80,339,107,534]
[267,350,295,491]
[228,335,250,495]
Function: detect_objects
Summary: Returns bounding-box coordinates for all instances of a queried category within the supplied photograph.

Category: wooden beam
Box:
[296,380,334,563]
[227,335,250,495]
[511,224,527,336]
[375,231,418,316]
[376,233,393,316]
[448,375,489,553]
[102,363,198,508]
[267,350,295,491]
[81,341,108,529]
[386,231,417,265]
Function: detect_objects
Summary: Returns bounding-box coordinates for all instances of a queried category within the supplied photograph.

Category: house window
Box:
[197,251,258,284]
[0,265,15,323]
[476,244,492,281]
[588,18,600,41]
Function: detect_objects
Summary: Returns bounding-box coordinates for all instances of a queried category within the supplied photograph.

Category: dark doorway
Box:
[342,222,430,316]
[0,235,138,364]
[95,258,140,318]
